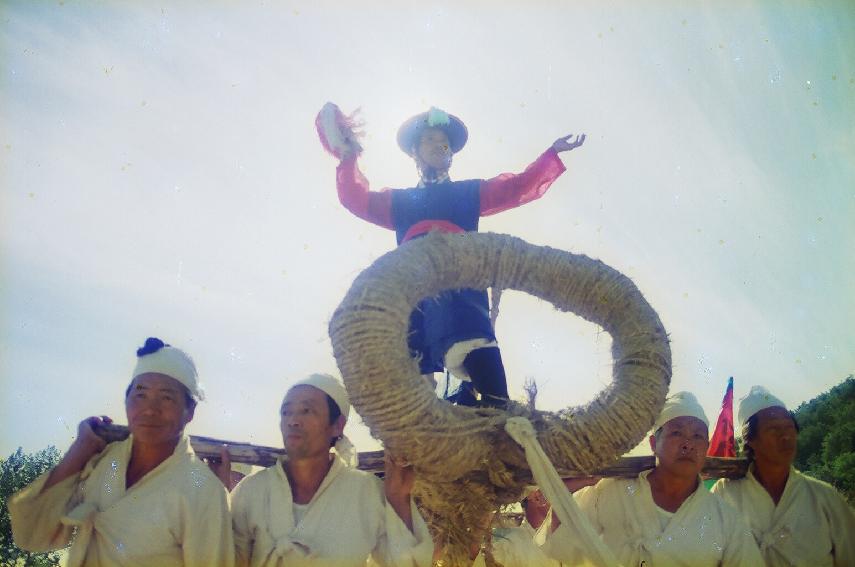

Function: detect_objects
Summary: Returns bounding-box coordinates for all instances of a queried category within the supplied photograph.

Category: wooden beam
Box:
[95,423,747,479]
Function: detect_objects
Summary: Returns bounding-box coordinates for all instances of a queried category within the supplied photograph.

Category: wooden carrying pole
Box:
[96,423,748,479]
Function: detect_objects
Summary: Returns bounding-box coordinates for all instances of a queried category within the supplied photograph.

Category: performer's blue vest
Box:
[388,179,492,373]
[390,179,481,244]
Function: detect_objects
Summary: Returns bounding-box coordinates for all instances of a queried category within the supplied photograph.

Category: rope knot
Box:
[504,416,537,446]
[62,501,100,527]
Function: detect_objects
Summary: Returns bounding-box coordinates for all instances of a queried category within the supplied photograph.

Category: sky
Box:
[1,1,853,459]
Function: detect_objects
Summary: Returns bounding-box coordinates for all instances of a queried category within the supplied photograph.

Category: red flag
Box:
[707,377,736,457]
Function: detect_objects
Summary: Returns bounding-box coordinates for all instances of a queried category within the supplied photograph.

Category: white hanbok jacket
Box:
[545,470,764,567]
[489,526,561,567]
[230,455,433,567]
[9,435,234,567]
[712,466,855,567]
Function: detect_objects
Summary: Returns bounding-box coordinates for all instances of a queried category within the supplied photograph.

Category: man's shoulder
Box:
[693,483,745,523]
[588,475,633,495]
[335,465,384,491]
[573,476,634,509]
[710,476,749,496]
[794,469,848,501]
[233,463,280,494]
[170,453,229,496]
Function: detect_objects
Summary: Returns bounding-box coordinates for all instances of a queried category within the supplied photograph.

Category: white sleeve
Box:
[8,470,80,552]
[230,479,255,567]
[542,484,605,567]
[374,498,434,567]
[182,477,235,567]
[824,488,855,567]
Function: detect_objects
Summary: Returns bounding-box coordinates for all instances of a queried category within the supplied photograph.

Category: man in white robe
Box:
[230,373,433,567]
[519,488,554,544]
[545,391,763,567]
[490,525,560,567]
[712,385,855,567]
[9,337,234,567]
[482,488,566,567]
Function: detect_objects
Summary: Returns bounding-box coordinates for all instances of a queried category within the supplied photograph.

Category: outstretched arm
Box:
[480,133,585,217]
[336,155,395,230]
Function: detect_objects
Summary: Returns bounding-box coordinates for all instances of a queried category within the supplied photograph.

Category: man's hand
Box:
[384,453,415,532]
[552,133,586,153]
[43,415,112,491]
[206,445,235,491]
[71,416,111,461]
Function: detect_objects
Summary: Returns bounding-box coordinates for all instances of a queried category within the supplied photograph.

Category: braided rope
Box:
[329,231,671,561]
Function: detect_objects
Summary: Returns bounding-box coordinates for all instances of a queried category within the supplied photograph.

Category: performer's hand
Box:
[552,133,586,153]
[338,137,363,161]
[384,453,416,531]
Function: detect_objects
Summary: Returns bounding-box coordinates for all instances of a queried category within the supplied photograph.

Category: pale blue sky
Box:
[1,1,853,457]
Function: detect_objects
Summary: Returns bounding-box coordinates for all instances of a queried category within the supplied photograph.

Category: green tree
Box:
[0,447,62,567]
[793,375,855,504]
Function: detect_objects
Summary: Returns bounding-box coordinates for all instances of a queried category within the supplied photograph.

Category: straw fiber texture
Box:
[329,232,671,563]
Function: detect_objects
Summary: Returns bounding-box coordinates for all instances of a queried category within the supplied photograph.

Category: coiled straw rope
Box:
[329,231,671,564]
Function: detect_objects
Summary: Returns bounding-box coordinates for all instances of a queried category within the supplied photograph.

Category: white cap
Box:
[132,340,203,401]
[288,373,357,467]
[738,385,787,437]
[290,373,350,418]
[652,391,709,432]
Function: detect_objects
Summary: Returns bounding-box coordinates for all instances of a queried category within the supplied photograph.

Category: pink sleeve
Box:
[336,156,395,230]
[479,147,567,217]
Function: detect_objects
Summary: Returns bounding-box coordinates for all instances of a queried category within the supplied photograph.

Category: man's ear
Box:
[333,413,346,438]
[648,434,657,454]
[185,403,196,424]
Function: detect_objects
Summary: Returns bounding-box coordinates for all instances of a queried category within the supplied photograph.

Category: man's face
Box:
[523,489,550,528]
[415,127,452,172]
[748,406,798,467]
[650,416,709,479]
[280,385,344,460]
[125,372,194,446]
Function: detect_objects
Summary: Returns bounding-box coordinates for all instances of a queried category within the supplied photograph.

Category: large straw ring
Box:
[329,231,671,481]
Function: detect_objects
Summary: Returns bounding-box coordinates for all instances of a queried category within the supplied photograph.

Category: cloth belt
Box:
[267,535,312,565]
[629,535,656,567]
[756,525,790,555]
[504,417,620,567]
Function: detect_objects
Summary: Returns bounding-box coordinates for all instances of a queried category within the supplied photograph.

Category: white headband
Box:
[288,373,357,467]
[653,391,709,432]
[132,344,204,401]
[738,385,787,437]
[290,373,351,418]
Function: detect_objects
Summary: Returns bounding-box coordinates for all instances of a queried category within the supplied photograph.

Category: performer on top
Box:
[317,104,585,408]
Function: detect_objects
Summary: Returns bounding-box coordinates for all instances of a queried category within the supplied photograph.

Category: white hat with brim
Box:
[397,107,468,155]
